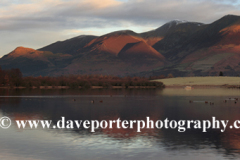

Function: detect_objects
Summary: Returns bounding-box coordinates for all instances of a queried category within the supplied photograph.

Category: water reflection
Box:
[0,88,240,159]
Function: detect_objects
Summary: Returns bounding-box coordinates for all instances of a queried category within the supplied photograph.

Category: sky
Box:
[1,0,240,57]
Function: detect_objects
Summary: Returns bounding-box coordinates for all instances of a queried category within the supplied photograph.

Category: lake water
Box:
[0,88,240,160]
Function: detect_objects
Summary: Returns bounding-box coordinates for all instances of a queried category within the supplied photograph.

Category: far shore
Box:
[0,85,159,89]
[153,77,240,89]
[163,85,224,88]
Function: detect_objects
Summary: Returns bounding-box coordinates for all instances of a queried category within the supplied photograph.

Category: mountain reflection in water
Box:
[0,88,240,160]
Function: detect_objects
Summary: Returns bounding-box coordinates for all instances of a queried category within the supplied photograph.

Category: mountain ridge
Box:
[1,15,240,77]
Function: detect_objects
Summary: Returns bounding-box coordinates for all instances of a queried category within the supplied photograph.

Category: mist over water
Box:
[0,88,240,160]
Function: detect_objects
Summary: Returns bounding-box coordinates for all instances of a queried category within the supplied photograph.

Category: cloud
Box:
[1,0,240,56]
[0,0,240,31]
[1,0,239,31]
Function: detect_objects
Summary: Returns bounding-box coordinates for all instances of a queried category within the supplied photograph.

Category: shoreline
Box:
[165,85,222,88]
[0,85,160,89]
[164,85,240,88]
[154,77,240,89]
[165,85,240,89]
[1,85,239,90]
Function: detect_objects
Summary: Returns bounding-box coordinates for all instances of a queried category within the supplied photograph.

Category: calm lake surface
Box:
[0,88,240,160]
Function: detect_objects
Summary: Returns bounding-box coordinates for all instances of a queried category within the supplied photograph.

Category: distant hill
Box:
[1,15,240,77]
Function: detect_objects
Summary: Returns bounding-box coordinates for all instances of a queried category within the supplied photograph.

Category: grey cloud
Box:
[1,0,240,32]
[85,0,237,23]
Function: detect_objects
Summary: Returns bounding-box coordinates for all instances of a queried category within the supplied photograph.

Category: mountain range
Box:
[1,14,240,77]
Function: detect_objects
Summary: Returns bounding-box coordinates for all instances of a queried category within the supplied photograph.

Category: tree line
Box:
[0,67,164,89]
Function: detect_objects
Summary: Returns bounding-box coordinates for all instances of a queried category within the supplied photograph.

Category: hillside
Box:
[1,15,240,77]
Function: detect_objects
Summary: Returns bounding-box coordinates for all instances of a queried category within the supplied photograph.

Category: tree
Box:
[219,71,223,76]
[8,68,23,86]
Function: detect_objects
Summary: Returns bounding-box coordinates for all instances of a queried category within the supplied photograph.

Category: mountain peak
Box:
[165,20,188,26]
[161,20,204,30]
[12,47,36,55]
[214,14,240,25]
[6,46,43,58]
[140,20,204,38]
[223,14,239,18]
[14,46,35,52]
[68,35,96,40]
[105,30,139,37]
